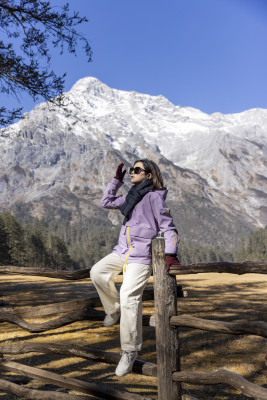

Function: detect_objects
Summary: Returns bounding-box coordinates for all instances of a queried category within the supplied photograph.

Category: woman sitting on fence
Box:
[90,159,180,376]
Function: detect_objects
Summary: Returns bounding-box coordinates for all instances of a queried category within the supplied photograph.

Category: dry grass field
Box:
[0,271,266,399]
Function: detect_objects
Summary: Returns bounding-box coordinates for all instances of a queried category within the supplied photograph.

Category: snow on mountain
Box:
[67,77,267,226]
[0,77,266,247]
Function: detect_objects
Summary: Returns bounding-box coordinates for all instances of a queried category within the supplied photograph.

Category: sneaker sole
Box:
[103,320,119,327]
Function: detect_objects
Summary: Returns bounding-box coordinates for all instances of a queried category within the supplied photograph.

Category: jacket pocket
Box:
[129,226,156,239]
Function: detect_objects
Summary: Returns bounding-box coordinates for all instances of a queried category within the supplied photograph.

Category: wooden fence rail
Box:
[1,259,267,279]
[0,359,153,400]
[0,378,93,400]
[0,288,157,333]
[169,260,267,275]
[0,342,158,377]
[0,240,267,399]
[170,314,267,337]
[0,266,90,280]
[172,370,267,400]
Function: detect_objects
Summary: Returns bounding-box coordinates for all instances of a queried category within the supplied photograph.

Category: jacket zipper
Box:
[124,226,132,272]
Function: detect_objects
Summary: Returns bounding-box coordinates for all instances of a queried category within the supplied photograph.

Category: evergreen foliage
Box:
[0,214,11,264]
[29,216,121,268]
[0,0,92,126]
[234,226,267,261]
[0,211,78,269]
[178,243,234,264]
[0,211,26,265]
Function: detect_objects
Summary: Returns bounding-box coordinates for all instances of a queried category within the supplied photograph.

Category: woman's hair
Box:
[134,159,165,190]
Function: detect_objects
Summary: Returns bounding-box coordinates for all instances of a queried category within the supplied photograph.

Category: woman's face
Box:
[130,162,151,185]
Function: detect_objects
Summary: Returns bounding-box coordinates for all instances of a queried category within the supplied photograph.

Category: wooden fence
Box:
[152,237,267,400]
[0,238,266,399]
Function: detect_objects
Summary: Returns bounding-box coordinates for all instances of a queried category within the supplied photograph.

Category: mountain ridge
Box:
[0,77,266,251]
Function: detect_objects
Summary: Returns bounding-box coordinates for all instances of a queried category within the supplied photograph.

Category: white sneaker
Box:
[115,351,138,376]
[103,310,120,327]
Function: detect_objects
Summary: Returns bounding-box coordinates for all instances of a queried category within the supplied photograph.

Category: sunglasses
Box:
[129,166,148,174]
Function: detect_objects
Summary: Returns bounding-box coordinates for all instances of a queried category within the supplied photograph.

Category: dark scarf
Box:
[120,178,153,224]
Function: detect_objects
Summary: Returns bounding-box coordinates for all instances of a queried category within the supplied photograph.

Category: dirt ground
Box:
[0,271,266,400]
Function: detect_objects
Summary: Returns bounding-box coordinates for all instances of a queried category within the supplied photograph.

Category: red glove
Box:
[115,163,126,182]
[165,254,180,273]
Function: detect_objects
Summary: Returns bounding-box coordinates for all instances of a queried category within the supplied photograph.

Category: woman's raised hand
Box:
[115,163,126,182]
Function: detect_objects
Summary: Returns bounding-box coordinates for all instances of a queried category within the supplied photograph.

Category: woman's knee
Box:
[90,262,111,288]
[90,264,101,284]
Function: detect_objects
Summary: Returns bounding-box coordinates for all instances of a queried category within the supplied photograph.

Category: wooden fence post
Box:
[152,237,182,400]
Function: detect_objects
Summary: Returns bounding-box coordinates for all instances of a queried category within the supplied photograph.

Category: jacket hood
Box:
[153,187,168,200]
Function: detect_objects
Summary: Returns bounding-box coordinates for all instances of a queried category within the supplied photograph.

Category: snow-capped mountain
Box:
[0,77,266,249]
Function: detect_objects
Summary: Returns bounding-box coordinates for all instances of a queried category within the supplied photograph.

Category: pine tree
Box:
[46,235,72,270]
[24,227,47,267]
[0,214,11,264]
[234,227,267,261]
[0,0,92,126]
[1,212,26,265]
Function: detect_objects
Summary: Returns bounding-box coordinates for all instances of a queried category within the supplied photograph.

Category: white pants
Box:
[90,253,152,351]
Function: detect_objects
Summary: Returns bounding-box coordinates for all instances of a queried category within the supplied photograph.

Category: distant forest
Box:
[0,212,78,270]
[0,211,266,270]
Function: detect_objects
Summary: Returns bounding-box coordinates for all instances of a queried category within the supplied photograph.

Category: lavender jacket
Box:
[101,178,179,265]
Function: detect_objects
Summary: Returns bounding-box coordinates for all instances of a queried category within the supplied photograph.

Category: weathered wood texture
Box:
[0,308,100,332]
[170,261,267,275]
[0,266,90,280]
[16,288,155,318]
[17,296,103,317]
[0,342,158,377]
[173,369,267,400]
[0,377,197,400]
[0,309,157,332]
[0,287,157,332]
[152,238,182,400]
[0,309,156,333]
[0,378,94,400]
[0,360,153,400]
[170,314,267,338]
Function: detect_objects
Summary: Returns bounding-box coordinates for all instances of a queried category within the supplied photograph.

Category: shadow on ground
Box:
[0,272,266,399]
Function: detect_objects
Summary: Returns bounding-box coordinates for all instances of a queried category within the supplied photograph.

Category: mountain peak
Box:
[71,76,109,93]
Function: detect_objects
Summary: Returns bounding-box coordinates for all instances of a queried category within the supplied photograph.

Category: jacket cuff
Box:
[111,177,124,188]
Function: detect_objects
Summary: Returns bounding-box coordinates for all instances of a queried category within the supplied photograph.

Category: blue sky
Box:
[3,0,267,115]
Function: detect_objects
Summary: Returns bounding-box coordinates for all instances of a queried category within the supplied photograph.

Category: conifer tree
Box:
[0,214,11,264]
[0,0,92,126]
[24,228,47,267]
[234,226,267,261]
[1,212,26,265]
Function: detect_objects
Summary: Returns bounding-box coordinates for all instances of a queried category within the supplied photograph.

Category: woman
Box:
[90,159,180,376]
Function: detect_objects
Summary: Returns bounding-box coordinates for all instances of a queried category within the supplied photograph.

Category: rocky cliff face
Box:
[0,77,266,249]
